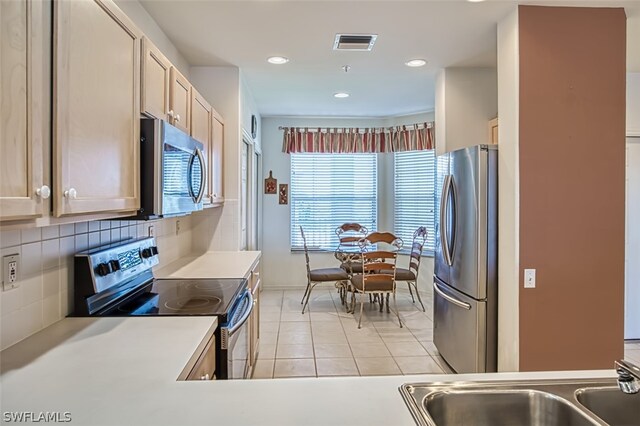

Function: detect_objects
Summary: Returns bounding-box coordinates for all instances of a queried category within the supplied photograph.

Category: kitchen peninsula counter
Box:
[0,316,615,426]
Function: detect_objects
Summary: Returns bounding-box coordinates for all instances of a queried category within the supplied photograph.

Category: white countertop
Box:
[155,251,261,280]
[0,316,617,426]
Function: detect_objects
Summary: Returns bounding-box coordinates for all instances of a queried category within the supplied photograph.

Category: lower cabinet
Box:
[248,258,261,372]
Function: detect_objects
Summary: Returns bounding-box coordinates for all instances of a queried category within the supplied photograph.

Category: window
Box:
[394,150,437,253]
[290,153,377,250]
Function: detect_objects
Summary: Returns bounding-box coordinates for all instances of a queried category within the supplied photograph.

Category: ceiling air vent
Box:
[333,34,378,51]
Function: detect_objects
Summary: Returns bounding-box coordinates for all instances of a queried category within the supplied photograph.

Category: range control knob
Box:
[150,246,159,256]
[96,262,111,277]
[141,248,152,259]
[109,259,121,272]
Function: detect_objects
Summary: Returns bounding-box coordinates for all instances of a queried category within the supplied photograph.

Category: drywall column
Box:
[434,67,497,155]
[517,6,626,371]
[496,8,520,372]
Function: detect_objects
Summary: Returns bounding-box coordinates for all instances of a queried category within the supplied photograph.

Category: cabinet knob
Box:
[35,185,51,199]
[168,110,175,119]
[175,114,181,122]
[200,373,209,380]
[64,188,78,199]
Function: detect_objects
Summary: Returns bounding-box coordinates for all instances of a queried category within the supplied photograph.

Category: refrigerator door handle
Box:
[433,281,471,310]
[440,175,453,266]
[449,176,457,264]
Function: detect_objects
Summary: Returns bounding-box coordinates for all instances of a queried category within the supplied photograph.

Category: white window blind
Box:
[291,153,377,250]
[393,150,437,253]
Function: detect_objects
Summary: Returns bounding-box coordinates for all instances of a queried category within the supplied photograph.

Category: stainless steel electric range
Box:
[73,237,253,380]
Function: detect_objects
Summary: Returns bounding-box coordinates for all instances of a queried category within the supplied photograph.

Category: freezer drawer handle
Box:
[433,282,471,310]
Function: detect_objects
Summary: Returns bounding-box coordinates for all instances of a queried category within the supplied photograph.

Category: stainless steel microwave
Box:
[136,119,206,219]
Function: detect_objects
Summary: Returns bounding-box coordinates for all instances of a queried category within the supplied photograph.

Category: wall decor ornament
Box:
[264,170,277,194]
[279,184,288,205]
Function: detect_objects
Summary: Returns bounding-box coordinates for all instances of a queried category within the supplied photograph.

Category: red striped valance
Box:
[281,123,434,154]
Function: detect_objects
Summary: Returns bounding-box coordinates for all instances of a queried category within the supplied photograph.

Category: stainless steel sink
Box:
[576,387,640,426]
[400,379,628,426]
[424,389,597,426]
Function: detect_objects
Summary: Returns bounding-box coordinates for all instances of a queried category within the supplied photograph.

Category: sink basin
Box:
[400,379,617,426]
[424,389,597,426]
[576,387,640,426]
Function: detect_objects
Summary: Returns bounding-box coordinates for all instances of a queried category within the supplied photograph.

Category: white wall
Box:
[628,73,640,136]
[114,0,191,77]
[496,8,520,372]
[435,67,498,155]
[260,113,434,294]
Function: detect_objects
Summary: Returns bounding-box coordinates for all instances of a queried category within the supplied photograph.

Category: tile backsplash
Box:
[0,216,193,350]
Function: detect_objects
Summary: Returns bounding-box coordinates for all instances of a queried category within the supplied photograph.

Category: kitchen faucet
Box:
[615,359,640,394]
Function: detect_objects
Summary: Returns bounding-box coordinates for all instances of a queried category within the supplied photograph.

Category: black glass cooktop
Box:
[107,278,247,318]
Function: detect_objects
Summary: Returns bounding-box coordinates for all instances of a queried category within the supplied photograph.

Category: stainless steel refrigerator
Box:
[434,144,498,373]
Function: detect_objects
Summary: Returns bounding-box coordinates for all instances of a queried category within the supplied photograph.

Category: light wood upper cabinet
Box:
[0,0,45,221]
[169,67,190,133]
[190,88,213,204]
[141,37,171,120]
[53,0,141,217]
[210,111,225,205]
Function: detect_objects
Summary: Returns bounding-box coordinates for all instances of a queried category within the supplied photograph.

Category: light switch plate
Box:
[3,254,20,291]
[524,269,536,288]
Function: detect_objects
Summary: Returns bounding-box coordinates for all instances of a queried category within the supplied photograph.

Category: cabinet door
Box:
[141,37,171,120]
[210,111,225,205]
[0,0,45,221]
[190,88,212,204]
[169,67,190,133]
[54,0,141,217]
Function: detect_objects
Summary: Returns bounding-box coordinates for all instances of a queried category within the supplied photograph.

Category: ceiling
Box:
[140,0,640,117]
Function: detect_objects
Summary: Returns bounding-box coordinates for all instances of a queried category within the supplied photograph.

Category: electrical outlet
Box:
[3,254,20,291]
[175,220,181,235]
[147,225,155,237]
[524,269,536,288]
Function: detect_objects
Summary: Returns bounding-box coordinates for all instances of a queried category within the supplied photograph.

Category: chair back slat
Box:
[363,261,395,273]
[363,251,397,261]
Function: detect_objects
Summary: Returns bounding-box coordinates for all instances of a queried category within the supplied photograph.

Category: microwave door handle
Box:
[194,147,206,204]
[227,291,254,336]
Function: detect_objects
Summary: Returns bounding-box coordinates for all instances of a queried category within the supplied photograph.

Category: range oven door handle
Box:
[227,291,254,336]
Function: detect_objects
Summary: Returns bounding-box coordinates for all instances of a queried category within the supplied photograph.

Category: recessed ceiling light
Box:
[405,59,427,67]
[467,0,486,2]
[267,56,289,65]
[334,92,350,98]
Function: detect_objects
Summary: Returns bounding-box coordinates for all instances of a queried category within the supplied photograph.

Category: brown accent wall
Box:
[518,6,626,371]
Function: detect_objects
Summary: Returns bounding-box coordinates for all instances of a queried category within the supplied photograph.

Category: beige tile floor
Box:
[252,287,640,379]
[252,287,454,379]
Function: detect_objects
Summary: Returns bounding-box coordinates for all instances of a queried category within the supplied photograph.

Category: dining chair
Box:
[299,226,349,314]
[348,232,403,329]
[391,227,428,312]
[335,223,368,275]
